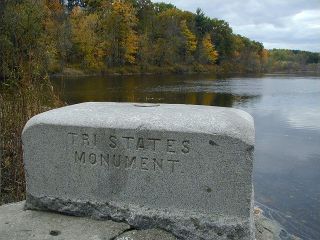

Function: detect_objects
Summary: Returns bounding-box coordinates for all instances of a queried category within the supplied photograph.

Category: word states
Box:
[67,132,191,154]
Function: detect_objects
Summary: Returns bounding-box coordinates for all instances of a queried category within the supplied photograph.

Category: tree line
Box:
[266,49,319,73]
[0,0,271,79]
[1,0,319,81]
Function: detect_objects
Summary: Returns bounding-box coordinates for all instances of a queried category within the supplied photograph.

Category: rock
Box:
[255,214,282,240]
[22,102,255,240]
[254,208,301,240]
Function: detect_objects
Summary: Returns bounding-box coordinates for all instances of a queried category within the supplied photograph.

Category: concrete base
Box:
[25,194,253,240]
[0,201,176,240]
[0,201,289,240]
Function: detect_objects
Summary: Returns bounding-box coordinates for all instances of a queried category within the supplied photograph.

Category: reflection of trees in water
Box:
[174,92,260,107]
[98,89,260,108]
[53,75,261,107]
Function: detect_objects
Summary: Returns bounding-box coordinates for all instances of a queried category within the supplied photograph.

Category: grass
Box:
[0,78,63,204]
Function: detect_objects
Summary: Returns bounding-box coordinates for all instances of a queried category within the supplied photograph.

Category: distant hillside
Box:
[266,49,320,73]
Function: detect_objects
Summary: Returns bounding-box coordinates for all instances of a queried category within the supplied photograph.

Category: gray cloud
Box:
[154,0,320,52]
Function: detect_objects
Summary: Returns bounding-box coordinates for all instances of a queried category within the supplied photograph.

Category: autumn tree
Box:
[70,7,107,70]
[180,19,197,61]
[100,0,139,66]
[44,0,72,72]
[230,35,266,72]
[199,33,218,64]
[151,8,185,65]
[209,18,234,63]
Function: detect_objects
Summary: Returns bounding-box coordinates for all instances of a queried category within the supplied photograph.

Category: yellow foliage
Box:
[102,0,139,65]
[202,33,218,63]
[114,1,138,64]
[180,20,197,54]
[124,31,139,64]
[112,0,138,27]
[71,8,107,70]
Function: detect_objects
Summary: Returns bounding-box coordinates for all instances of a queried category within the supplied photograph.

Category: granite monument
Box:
[22,102,255,240]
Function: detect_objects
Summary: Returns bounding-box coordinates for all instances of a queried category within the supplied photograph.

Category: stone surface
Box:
[0,201,290,240]
[0,201,131,240]
[255,215,282,240]
[115,229,178,240]
[22,102,255,240]
[254,214,300,240]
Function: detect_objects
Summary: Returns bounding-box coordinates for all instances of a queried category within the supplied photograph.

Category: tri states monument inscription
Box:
[22,102,255,240]
[69,132,190,174]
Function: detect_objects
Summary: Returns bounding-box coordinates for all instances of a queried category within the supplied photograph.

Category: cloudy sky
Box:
[154,0,320,52]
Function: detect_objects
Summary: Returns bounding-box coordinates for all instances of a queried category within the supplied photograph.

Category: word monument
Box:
[23,102,255,240]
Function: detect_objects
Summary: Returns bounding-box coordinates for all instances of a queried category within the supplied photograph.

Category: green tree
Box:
[132,0,156,34]
[153,2,176,13]
[194,8,211,37]
[210,18,234,63]
[0,0,54,83]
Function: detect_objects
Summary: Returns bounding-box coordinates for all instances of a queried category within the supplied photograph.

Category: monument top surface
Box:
[23,102,254,146]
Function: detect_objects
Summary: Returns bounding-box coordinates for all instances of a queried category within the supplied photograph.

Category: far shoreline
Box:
[50,66,320,79]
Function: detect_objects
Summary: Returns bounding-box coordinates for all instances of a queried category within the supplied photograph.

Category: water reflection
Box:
[53,74,320,240]
[55,74,261,107]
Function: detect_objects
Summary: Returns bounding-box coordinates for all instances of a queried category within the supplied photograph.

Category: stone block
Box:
[22,102,255,240]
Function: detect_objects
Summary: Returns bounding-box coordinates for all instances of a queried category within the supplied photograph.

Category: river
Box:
[53,73,320,240]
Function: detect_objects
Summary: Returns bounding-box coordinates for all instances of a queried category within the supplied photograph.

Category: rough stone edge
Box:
[249,185,255,239]
[25,194,254,240]
[115,228,178,240]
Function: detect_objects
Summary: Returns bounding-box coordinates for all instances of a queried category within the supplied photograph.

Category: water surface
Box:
[53,73,320,240]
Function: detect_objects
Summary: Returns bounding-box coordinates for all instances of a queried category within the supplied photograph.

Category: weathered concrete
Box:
[0,201,290,240]
[22,102,255,239]
[0,201,131,240]
[115,229,178,240]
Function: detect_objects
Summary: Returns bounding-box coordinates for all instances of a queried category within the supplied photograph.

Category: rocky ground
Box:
[0,201,299,240]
